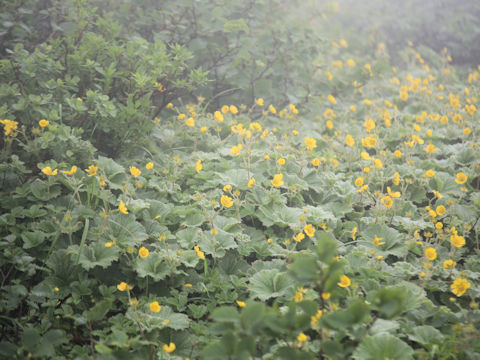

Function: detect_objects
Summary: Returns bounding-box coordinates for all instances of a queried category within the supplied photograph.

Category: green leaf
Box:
[176,228,200,248]
[321,299,369,330]
[408,325,445,346]
[371,288,407,319]
[86,299,113,321]
[201,342,228,359]
[30,181,61,201]
[106,214,147,247]
[316,232,338,263]
[353,333,413,360]
[241,301,265,332]
[69,243,120,270]
[210,306,240,323]
[21,327,40,350]
[131,306,189,331]
[217,169,250,189]
[135,252,170,281]
[258,204,302,228]
[0,342,16,357]
[249,270,292,301]
[289,253,318,281]
[21,231,46,249]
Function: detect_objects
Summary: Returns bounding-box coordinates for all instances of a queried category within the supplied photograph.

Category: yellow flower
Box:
[130,166,141,178]
[304,224,315,238]
[85,165,98,177]
[146,162,154,170]
[425,247,437,261]
[364,118,375,132]
[326,119,334,129]
[373,158,383,168]
[195,160,202,173]
[435,205,446,216]
[289,104,299,114]
[223,184,232,192]
[0,119,18,136]
[250,122,262,132]
[321,292,331,300]
[268,104,277,114]
[248,178,255,188]
[294,232,305,242]
[118,201,128,214]
[393,150,402,158]
[464,127,471,136]
[214,111,224,122]
[455,172,467,184]
[381,196,393,208]
[129,298,139,307]
[304,137,317,150]
[196,250,205,260]
[185,117,195,127]
[360,152,370,161]
[362,136,377,148]
[236,300,246,308]
[61,165,77,175]
[194,245,206,260]
[387,187,400,198]
[277,158,286,166]
[358,184,369,193]
[166,102,173,109]
[230,144,243,156]
[221,195,234,208]
[345,134,355,147]
[256,98,264,106]
[338,275,351,288]
[373,235,385,246]
[39,119,50,128]
[312,158,320,167]
[352,227,357,240]
[347,59,355,67]
[163,342,176,353]
[178,113,186,120]
[297,332,308,343]
[327,94,336,105]
[393,172,400,186]
[271,173,284,187]
[451,278,471,297]
[138,246,149,258]
[450,234,465,248]
[150,301,162,313]
[425,170,435,178]
[424,144,437,153]
[354,177,364,187]
[105,240,115,248]
[221,105,229,114]
[42,166,58,176]
[229,105,238,114]
[443,259,456,270]
[117,282,133,291]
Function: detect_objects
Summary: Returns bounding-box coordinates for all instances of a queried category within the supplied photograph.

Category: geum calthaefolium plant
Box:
[1,0,480,359]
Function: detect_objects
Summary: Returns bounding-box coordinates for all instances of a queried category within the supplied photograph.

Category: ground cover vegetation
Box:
[0,0,479,359]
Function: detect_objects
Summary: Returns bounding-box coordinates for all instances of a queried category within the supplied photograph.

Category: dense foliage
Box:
[1,1,479,359]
